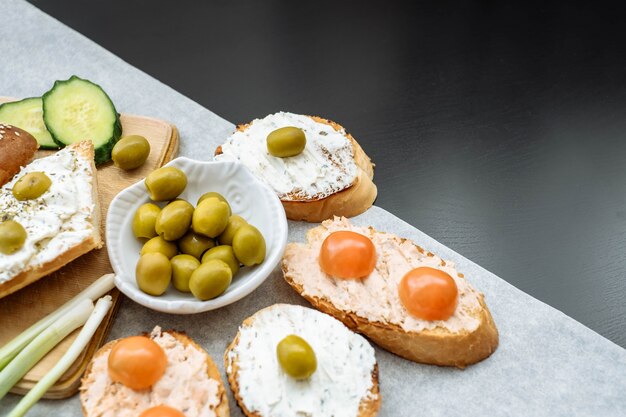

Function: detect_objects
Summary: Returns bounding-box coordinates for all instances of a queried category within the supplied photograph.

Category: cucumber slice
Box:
[42,76,122,164]
[0,97,60,149]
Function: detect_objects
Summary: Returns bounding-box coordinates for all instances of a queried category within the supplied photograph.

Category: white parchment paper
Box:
[0,1,625,416]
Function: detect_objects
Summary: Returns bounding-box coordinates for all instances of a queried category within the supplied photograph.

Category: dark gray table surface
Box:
[26,0,626,348]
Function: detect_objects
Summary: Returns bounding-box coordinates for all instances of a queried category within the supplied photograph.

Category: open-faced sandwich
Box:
[0,140,102,299]
[215,112,377,222]
[225,304,381,417]
[80,327,229,417]
[0,123,39,187]
[282,217,499,368]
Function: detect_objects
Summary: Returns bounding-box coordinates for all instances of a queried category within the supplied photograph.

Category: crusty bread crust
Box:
[281,224,499,368]
[224,304,381,417]
[0,124,38,187]
[215,115,377,222]
[0,141,103,299]
[80,330,229,417]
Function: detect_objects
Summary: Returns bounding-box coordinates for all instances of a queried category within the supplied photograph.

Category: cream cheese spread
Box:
[81,327,221,417]
[0,147,95,283]
[283,217,482,333]
[227,304,377,417]
[216,112,358,201]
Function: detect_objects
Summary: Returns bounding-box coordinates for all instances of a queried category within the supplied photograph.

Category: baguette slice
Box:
[282,218,499,368]
[225,304,381,417]
[215,113,377,222]
[0,124,38,187]
[0,141,102,299]
[80,329,229,417]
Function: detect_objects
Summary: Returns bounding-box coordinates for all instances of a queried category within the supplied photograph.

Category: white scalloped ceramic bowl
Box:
[106,157,288,314]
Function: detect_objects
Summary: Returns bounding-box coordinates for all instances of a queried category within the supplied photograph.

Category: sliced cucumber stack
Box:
[42,76,122,164]
[0,97,59,149]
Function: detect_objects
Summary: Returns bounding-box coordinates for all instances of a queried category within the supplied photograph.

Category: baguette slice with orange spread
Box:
[80,328,229,417]
[282,217,499,368]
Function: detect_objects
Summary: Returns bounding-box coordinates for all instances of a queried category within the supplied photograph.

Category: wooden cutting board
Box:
[0,97,179,398]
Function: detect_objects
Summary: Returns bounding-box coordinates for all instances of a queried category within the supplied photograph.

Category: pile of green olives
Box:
[133,166,266,301]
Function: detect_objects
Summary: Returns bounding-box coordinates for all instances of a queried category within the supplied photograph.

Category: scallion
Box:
[0,273,115,370]
[8,296,113,417]
[0,298,94,399]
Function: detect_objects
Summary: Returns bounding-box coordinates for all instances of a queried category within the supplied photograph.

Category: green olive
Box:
[201,245,240,275]
[197,192,232,215]
[276,334,317,379]
[267,126,306,158]
[144,167,187,201]
[0,220,27,255]
[132,203,161,239]
[111,135,151,170]
[155,200,194,241]
[192,198,230,238]
[171,254,200,292]
[140,236,178,259]
[189,259,232,300]
[218,215,248,246]
[232,224,266,266]
[178,230,215,259]
[135,252,172,296]
[12,172,52,201]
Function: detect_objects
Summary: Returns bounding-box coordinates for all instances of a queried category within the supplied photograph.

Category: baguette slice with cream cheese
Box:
[215,112,377,222]
[282,217,499,368]
[225,304,381,417]
[0,140,102,299]
[80,329,229,417]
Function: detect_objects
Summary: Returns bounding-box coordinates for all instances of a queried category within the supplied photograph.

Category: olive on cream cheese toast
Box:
[282,217,499,368]
[80,328,229,417]
[0,141,102,299]
[225,304,381,417]
[215,112,377,222]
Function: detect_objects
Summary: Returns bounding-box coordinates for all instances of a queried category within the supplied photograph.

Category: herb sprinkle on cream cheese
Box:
[0,147,95,283]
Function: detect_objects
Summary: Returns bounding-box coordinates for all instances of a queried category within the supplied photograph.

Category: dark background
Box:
[28,0,626,348]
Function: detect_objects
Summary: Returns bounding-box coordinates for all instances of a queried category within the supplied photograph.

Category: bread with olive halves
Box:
[215,113,377,222]
[80,329,229,417]
[0,124,38,187]
[282,217,499,368]
[0,141,102,299]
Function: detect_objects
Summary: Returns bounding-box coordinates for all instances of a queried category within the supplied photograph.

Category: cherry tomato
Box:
[398,267,458,321]
[107,336,167,390]
[319,231,376,279]
[139,405,185,417]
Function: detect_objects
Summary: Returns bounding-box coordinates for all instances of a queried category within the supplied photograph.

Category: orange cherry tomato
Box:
[139,405,185,417]
[107,336,167,390]
[398,267,458,321]
[319,231,377,279]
